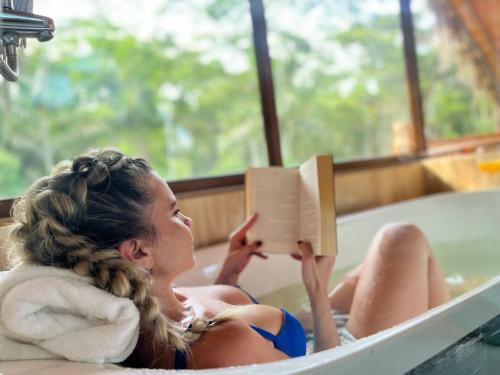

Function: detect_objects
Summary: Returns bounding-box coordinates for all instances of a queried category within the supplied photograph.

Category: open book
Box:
[245,154,337,255]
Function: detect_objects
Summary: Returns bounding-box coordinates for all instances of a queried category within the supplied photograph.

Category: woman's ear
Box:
[118,239,153,269]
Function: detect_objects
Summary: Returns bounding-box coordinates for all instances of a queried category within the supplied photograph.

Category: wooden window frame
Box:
[400,0,426,153]
[249,0,282,167]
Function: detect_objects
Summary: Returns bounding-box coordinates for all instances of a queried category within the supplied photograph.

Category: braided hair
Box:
[4,148,214,356]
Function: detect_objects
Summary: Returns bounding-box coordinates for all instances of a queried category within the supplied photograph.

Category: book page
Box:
[246,168,299,254]
[298,157,321,253]
[299,155,337,255]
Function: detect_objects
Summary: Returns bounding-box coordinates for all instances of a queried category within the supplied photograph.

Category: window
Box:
[412,0,497,142]
[1,0,498,200]
[264,0,412,166]
[0,0,268,198]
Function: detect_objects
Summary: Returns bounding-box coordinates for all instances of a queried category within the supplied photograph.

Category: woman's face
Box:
[144,172,194,281]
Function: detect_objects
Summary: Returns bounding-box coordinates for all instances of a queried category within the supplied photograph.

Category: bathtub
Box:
[1,189,499,374]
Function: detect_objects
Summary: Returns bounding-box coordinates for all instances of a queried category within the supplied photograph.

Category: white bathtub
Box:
[1,189,499,374]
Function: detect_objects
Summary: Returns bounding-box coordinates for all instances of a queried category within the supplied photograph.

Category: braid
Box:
[4,148,207,355]
[67,247,190,352]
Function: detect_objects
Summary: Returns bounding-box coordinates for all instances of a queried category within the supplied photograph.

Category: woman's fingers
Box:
[297,241,335,294]
[251,251,268,259]
[239,241,262,255]
[297,242,335,267]
[297,241,315,277]
[229,213,258,246]
[297,241,314,261]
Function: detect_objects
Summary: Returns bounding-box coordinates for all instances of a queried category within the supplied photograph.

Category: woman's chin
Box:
[188,254,196,270]
[180,254,196,274]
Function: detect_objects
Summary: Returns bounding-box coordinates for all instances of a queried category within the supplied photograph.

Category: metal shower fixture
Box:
[1,0,55,81]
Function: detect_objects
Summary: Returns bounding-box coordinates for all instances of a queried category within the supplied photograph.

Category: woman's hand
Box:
[214,213,267,286]
[293,241,335,302]
[293,241,340,351]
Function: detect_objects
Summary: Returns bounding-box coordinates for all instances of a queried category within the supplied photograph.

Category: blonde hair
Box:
[4,148,218,357]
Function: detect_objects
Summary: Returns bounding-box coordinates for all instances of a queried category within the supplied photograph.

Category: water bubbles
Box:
[446,273,465,285]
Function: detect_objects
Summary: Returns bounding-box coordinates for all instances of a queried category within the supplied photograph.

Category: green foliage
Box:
[0,148,26,196]
[267,2,410,165]
[413,7,496,140]
[0,0,496,198]
[0,5,266,199]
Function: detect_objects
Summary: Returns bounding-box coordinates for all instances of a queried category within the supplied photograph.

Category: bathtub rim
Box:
[337,188,500,226]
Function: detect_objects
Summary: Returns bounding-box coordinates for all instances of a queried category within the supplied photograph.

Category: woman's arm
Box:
[296,241,340,351]
[310,291,340,351]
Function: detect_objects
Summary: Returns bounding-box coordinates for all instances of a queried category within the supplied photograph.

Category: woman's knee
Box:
[374,223,430,260]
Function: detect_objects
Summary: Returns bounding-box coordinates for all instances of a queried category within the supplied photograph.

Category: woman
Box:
[3,149,449,369]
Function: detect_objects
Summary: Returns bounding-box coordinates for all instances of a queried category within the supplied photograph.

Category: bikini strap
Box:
[250,324,277,341]
[174,349,188,370]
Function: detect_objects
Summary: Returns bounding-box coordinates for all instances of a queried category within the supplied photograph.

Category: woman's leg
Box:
[329,262,364,313]
[339,223,450,338]
[427,247,450,308]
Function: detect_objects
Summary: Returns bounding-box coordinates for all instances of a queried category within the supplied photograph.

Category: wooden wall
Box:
[422,153,500,193]
[334,162,425,214]
[177,187,246,249]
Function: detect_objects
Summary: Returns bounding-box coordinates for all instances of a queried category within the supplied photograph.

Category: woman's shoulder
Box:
[175,284,256,305]
[189,318,288,369]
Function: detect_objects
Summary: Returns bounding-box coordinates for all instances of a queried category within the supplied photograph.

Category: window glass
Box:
[412,0,497,142]
[0,0,267,198]
[264,0,411,166]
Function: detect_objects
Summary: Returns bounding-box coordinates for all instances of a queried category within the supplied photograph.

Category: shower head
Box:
[1,0,55,81]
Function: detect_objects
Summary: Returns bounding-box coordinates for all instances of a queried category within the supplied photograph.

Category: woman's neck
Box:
[152,279,188,322]
[123,279,191,369]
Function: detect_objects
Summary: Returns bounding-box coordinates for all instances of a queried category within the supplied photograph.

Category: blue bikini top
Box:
[250,307,306,358]
[174,286,306,369]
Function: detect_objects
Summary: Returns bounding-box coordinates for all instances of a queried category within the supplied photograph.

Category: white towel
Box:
[0,263,140,363]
